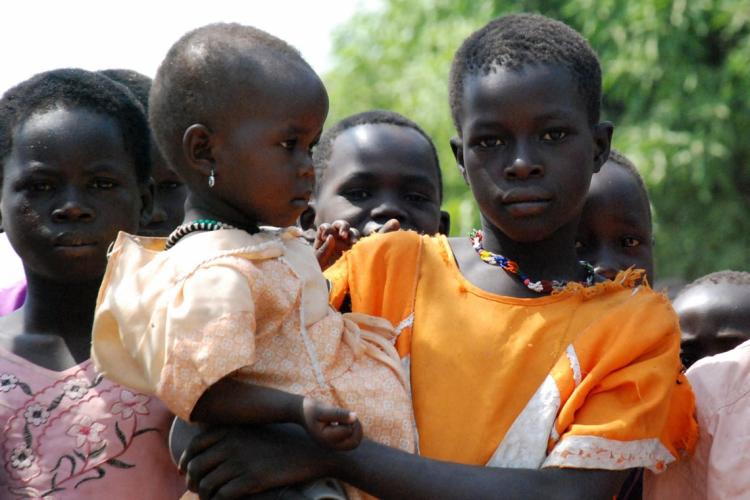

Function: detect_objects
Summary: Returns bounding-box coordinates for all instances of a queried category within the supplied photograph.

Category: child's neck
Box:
[479,219,582,283]
[21,271,101,362]
[184,193,260,234]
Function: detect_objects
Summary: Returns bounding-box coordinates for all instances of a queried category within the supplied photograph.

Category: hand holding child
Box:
[301,397,362,451]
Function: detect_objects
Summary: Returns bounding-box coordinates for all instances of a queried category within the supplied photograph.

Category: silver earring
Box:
[208,168,216,188]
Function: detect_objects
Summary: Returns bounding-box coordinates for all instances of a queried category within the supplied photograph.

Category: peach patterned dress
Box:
[91,227,415,486]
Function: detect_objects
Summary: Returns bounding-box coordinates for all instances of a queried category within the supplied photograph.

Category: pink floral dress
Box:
[0,348,184,499]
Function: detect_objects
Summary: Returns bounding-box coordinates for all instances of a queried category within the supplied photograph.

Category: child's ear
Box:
[592,121,614,173]
[182,124,215,179]
[438,210,451,235]
[449,136,468,183]
[298,202,316,231]
[138,178,155,229]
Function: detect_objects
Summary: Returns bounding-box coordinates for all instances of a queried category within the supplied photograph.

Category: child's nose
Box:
[592,248,619,280]
[149,203,168,224]
[51,200,95,222]
[51,191,95,222]
[504,156,544,180]
[370,196,407,223]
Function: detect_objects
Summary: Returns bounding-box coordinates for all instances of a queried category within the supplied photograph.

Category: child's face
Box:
[575,161,653,279]
[455,64,609,243]
[0,106,146,282]
[313,123,443,236]
[208,74,328,228]
[677,283,750,367]
[139,149,186,237]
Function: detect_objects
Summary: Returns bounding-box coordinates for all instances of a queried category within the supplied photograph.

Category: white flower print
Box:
[66,416,106,448]
[0,373,18,392]
[111,389,150,419]
[62,379,89,400]
[9,446,34,469]
[23,403,50,426]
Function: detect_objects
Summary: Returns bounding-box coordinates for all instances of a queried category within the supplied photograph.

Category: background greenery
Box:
[323,0,749,281]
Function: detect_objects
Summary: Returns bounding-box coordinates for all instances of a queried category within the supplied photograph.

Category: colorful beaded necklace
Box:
[165,219,236,250]
[469,229,595,294]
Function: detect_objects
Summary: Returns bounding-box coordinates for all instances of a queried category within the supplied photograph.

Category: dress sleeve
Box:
[156,260,258,421]
[543,289,698,473]
[324,231,422,357]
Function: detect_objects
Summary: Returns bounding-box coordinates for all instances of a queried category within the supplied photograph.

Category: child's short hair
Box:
[0,68,151,183]
[682,270,750,292]
[100,69,152,109]
[149,23,311,174]
[449,13,602,133]
[312,110,443,200]
[607,149,652,225]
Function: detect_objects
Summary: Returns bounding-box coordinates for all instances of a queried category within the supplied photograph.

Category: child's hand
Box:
[362,218,401,236]
[314,221,360,270]
[301,397,362,451]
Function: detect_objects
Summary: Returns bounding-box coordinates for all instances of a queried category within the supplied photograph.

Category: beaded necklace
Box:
[469,229,595,294]
[165,219,236,250]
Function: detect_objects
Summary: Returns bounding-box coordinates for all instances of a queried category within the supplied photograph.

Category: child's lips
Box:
[53,234,99,255]
[502,189,553,216]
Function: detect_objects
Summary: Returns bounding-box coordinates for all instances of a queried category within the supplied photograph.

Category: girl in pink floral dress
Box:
[0,69,184,499]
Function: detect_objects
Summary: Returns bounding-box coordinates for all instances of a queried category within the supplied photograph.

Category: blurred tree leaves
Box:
[323,0,749,279]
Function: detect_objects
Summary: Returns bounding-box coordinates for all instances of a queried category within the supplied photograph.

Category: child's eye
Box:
[478,138,504,148]
[622,237,641,248]
[158,181,183,191]
[29,181,54,192]
[541,130,567,141]
[91,179,116,189]
[343,189,370,201]
[280,139,297,151]
[404,192,431,203]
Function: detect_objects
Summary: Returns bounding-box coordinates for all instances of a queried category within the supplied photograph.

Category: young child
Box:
[100,69,187,237]
[91,24,414,500]
[177,14,697,499]
[675,271,750,368]
[307,110,449,267]
[0,69,183,499]
[576,149,654,280]
[646,271,750,498]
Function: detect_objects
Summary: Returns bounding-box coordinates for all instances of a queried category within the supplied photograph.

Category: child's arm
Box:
[190,377,362,451]
[178,425,627,499]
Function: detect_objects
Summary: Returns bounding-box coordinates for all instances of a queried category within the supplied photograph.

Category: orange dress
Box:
[326,231,697,472]
[91,228,415,475]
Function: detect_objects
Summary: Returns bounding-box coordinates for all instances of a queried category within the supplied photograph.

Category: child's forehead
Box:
[587,164,650,219]
[676,283,750,318]
[330,124,438,180]
[461,64,586,126]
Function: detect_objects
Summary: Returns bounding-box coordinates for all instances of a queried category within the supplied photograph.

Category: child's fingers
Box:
[178,426,227,473]
[379,218,401,233]
[313,224,333,250]
[333,220,351,240]
[195,459,244,500]
[315,404,357,424]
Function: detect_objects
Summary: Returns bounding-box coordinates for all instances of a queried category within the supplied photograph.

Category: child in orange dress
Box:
[91,23,414,500]
[177,14,697,500]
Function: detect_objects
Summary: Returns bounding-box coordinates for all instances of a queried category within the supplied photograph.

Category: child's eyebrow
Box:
[83,163,130,175]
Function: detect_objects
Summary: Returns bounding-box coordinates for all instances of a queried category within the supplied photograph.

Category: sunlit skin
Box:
[449,64,612,298]
[313,123,444,236]
[139,147,186,237]
[676,282,750,367]
[576,160,653,280]
[0,106,149,370]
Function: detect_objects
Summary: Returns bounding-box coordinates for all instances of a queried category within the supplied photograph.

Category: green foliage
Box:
[323,0,750,279]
